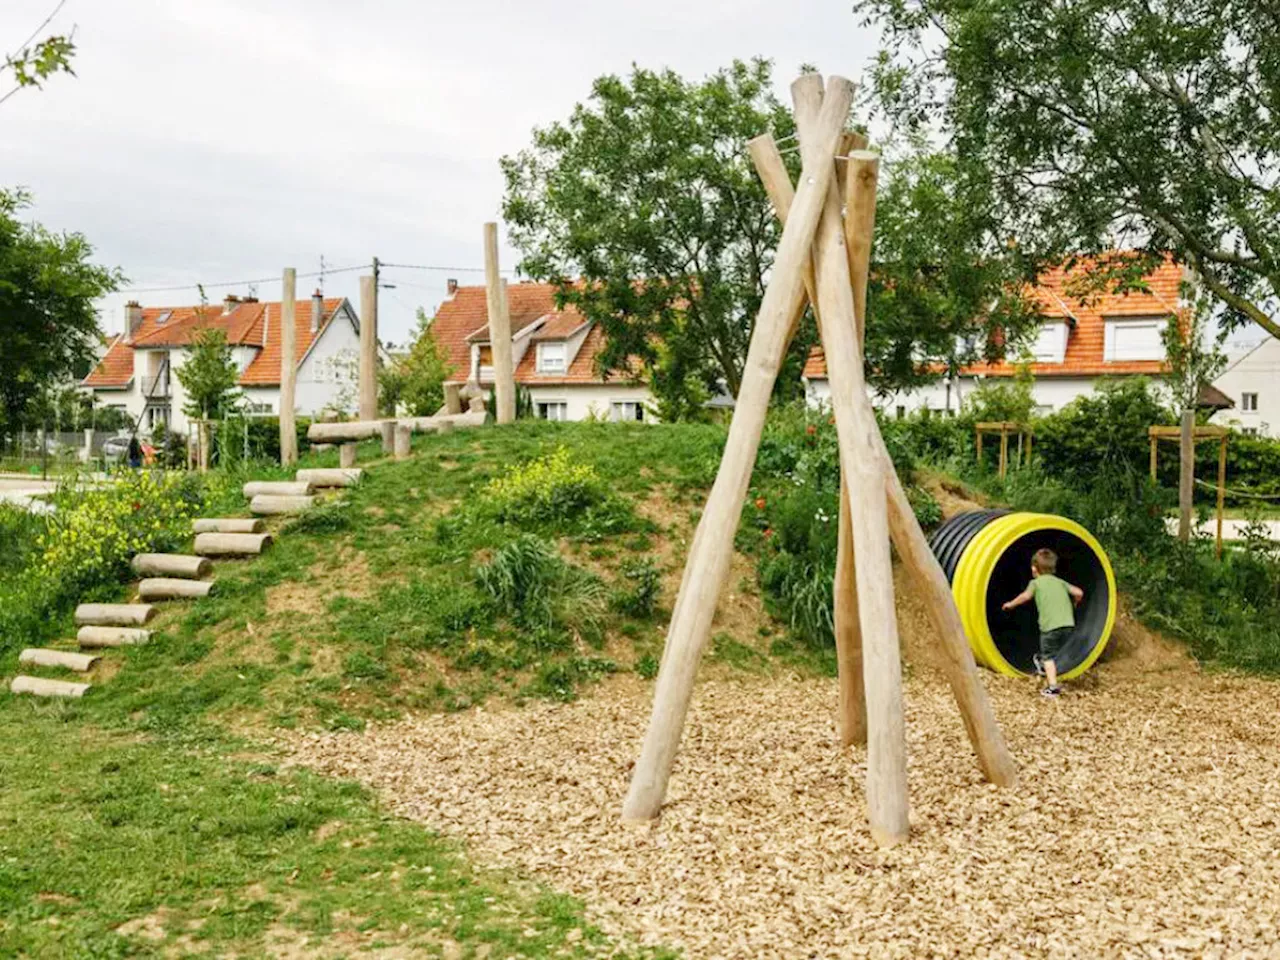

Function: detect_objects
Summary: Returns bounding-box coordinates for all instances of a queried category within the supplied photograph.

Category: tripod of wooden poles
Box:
[621,72,1017,846]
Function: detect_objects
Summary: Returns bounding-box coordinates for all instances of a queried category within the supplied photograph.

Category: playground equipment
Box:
[623,72,1016,846]
[930,511,1117,680]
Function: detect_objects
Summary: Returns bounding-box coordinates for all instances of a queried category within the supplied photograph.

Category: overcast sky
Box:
[2,0,880,346]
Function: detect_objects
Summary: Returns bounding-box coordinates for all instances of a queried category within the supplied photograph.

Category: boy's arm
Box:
[1066,582,1084,605]
[1002,588,1035,611]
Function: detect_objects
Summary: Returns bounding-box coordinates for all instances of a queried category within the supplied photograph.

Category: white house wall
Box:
[806,375,1135,417]
[526,384,656,422]
[293,308,363,417]
[1212,338,1280,437]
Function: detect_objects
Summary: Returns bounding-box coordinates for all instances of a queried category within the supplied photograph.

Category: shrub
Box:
[480,446,629,534]
[612,557,661,618]
[1034,378,1170,485]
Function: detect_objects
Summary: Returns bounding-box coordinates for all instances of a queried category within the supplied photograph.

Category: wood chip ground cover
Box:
[285,629,1280,959]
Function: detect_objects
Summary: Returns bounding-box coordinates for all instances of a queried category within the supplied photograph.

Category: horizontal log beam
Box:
[75,603,155,627]
[193,518,265,534]
[138,578,215,601]
[78,626,151,648]
[11,676,90,698]
[131,553,212,579]
[194,532,273,557]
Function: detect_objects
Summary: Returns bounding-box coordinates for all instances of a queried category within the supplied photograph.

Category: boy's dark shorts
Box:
[1039,626,1074,662]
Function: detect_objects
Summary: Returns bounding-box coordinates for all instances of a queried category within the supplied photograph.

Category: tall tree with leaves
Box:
[0,190,120,432]
[3,1,76,107]
[379,308,455,416]
[858,0,1280,340]
[176,326,241,421]
[502,59,798,415]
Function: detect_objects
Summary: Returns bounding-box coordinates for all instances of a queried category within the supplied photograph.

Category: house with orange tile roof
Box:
[83,291,365,434]
[803,258,1191,417]
[430,280,654,422]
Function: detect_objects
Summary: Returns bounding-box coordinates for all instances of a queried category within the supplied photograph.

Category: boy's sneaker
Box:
[1041,686,1061,698]
[1032,654,1045,676]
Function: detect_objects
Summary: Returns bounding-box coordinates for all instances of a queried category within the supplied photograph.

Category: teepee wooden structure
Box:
[622,73,1017,846]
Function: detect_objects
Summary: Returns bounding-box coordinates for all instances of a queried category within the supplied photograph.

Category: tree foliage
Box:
[502,59,798,414]
[3,3,76,106]
[858,0,1280,339]
[1163,290,1227,415]
[176,326,241,421]
[379,308,455,416]
[0,190,120,432]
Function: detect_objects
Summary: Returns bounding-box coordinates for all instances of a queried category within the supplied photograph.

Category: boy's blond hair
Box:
[1032,548,1058,574]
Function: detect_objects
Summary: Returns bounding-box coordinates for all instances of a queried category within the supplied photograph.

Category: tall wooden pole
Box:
[1149,435,1158,482]
[748,128,1017,792]
[1178,408,1194,542]
[483,223,516,425]
[359,275,378,421]
[279,268,298,466]
[999,428,1008,479]
[622,75,856,823]
[795,80,908,845]
[1216,436,1227,559]
[976,429,983,468]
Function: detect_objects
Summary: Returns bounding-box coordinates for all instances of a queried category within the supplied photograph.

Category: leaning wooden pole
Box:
[749,122,1017,792]
[794,77,908,845]
[483,222,517,425]
[279,267,299,466]
[622,75,856,822]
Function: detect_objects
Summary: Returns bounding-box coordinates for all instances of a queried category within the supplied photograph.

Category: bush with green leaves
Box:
[475,535,607,646]
[612,557,662,618]
[480,445,633,536]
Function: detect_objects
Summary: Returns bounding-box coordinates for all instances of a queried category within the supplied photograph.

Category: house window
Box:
[1242,392,1259,412]
[611,400,645,423]
[245,402,272,416]
[895,405,906,420]
[1243,427,1259,436]
[475,344,494,380]
[537,342,567,373]
[1028,321,1068,363]
[537,401,568,422]
[1104,317,1165,361]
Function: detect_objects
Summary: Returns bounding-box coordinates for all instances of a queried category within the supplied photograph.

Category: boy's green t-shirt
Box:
[1027,574,1075,633]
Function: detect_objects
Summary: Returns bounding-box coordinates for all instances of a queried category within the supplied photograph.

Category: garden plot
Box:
[289,587,1280,959]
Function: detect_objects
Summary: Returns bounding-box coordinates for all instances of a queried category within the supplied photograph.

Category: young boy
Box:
[1002,547,1083,697]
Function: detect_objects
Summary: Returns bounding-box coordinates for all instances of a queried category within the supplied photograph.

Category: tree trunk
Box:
[1178,408,1194,542]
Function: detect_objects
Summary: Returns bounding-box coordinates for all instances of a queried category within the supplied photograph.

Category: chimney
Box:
[446,278,458,296]
[222,294,240,315]
[311,290,324,333]
[124,300,143,339]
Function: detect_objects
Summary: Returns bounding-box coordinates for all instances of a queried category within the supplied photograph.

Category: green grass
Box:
[0,703,672,959]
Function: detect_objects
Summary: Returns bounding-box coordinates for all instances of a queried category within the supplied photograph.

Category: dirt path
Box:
[285,596,1280,958]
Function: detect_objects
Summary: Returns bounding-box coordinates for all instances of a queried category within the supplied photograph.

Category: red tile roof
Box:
[431,283,633,385]
[82,297,345,389]
[804,259,1184,380]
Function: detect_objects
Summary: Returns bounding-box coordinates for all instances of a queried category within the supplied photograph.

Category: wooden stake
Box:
[999,428,1008,479]
[1216,435,1227,559]
[622,74,856,823]
[748,117,1017,792]
[1149,435,1158,482]
[359,275,378,421]
[795,81,908,845]
[280,268,299,466]
[483,223,517,425]
[340,444,357,469]
[1178,408,1194,542]
[1026,428,1033,464]
[976,428,983,468]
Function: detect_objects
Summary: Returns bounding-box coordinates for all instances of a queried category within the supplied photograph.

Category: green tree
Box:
[3,2,76,106]
[963,359,1037,426]
[379,308,455,417]
[0,190,121,432]
[502,59,798,415]
[1163,288,1227,416]
[176,326,241,421]
[857,0,1280,340]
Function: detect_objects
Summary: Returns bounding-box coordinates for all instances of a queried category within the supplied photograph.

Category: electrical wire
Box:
[121,260,516,295]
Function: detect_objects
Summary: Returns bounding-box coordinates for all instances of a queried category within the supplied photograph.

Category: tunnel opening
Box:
[982,529,1111,675]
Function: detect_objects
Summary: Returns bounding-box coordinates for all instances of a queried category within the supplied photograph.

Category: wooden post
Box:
[1026,428,1033,464]
[279,268,299,466]
[998,428,1008,479]
[339,443,357,469]
[1216,435,1227,559]
[1149,435,1158,482]
[359,275,378,421]
[747,117,1016,792]
[1178,408,1194,542]
[796,81,908,845]
[621,75,855,823]
[976,428,984,469]
[483,223,517,425]
[198,420,210,473]
[394,423,411,460]
[380,419,395,454]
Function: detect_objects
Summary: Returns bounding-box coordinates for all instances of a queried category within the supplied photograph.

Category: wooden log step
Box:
[138,578,214,601]
[78,626,151,648]
[306,420,385,443]
[194,532,272,557]
[193,518,265,534]
[75,603,156,627]
[250,494,315,516]
[19,648,100,672]
[11,676,90,698]
[131,553,212,579]
[295,468,362,488]
[242,480,314,498]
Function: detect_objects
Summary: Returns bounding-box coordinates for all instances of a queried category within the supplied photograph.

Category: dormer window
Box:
[473,343,494,381]
[1104,316,1166,362]
[1028,321,1068,363]
[537,342,566,373]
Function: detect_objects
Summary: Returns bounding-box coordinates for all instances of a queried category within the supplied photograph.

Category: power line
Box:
[119,263,366,295]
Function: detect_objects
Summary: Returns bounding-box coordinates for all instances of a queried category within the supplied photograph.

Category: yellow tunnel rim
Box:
[950,512,1117,680]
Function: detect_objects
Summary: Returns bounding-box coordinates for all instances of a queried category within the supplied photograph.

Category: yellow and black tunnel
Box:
[928,511,1117,680]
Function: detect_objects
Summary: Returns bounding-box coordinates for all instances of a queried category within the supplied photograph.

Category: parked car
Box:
[101,435,132,461]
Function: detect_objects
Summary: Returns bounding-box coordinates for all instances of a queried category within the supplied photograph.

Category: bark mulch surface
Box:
[284,616,1280,959]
